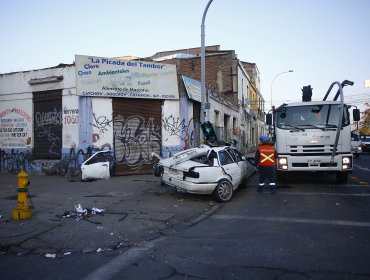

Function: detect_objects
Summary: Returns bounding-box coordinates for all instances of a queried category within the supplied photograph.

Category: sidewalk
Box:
[0,160,255,257]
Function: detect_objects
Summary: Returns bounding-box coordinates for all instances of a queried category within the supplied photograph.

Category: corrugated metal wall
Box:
[33,90,62,159]
[113,99,162,175]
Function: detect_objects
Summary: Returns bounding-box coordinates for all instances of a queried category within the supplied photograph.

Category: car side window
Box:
[232,149,244,162]
[226,148,238,162]
[218,150,234,166]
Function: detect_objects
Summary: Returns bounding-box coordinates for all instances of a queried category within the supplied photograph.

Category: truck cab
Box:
[266,80,360,184]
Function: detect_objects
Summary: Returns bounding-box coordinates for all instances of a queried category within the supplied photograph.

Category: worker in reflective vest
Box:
[255,136,277,194]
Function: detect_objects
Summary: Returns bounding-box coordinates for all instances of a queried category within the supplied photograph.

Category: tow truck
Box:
[266,80,360,183]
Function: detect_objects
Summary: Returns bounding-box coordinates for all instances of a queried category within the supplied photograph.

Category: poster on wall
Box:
[0,102,32,148]
[75,54,179,100]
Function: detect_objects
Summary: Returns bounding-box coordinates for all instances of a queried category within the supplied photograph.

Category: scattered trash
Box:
[96,225,104,230]
[91,207,105,214]
[45,253,56,258]
[335,202,341,206]
[64,252,72,256]
[96,248,104,253]
[61,204,105,221]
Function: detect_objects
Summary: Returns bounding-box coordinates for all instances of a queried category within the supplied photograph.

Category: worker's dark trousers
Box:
[258,166,276,192]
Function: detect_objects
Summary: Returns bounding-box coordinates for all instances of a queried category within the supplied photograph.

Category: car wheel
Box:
[213,179,233,202]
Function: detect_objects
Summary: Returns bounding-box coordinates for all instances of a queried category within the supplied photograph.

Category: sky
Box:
[0,0,369,112]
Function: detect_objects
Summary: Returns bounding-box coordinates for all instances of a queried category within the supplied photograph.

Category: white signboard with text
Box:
[75,55,179,99]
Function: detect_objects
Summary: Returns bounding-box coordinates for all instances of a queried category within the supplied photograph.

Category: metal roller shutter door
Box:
[33,90,62,159]
[113,99,162,175]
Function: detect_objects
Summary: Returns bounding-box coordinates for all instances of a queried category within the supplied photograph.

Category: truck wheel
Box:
[336,172,348,184]
[213,179,233,202]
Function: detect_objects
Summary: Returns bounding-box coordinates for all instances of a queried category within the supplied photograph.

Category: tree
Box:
[359,103,370,135]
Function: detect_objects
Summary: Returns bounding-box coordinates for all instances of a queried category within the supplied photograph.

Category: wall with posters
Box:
[0,65,77,174]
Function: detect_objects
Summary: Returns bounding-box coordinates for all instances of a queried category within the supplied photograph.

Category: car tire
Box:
[213,179,233,202]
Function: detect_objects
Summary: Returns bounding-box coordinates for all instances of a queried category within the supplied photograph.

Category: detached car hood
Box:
[164,160,209,172]
[158,145,210,168]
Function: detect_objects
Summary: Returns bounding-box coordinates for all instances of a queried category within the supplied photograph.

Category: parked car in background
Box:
[351,130,362,158]
[153,145,250,202]
[361,135,370,152]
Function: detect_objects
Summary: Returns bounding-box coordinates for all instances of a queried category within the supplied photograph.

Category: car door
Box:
[81,151,110,181]
[231,148,248,177]
[218,149,241,186]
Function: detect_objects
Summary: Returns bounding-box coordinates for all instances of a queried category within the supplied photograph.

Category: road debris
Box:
[61,204,105,221]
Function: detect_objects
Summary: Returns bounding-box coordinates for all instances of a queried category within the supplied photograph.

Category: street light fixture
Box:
[200,0,213,126]
[270,70,294,108]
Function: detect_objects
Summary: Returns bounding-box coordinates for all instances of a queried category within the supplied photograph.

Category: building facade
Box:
[0,46,265,176]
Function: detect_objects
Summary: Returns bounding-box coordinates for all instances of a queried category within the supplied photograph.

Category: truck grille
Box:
[289,145,334,153]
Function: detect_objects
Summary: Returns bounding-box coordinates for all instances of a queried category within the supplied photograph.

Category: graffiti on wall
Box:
[0,108,32,148]
[34,107,63,156]
[0,148,33,173]
[0,145,113,176]
[61,144,113,177]
[93,113,112,143]
[162,115,195,149]
[113,115,160,171]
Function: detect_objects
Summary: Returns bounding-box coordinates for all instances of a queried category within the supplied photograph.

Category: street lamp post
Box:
[270,70,294,109]
[200,0,213,126]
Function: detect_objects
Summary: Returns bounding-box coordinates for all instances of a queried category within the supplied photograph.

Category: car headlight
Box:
[278,157,288,170]
[342,156,352,170]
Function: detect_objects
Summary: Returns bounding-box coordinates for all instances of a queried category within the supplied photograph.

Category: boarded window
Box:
[33,90,62,159]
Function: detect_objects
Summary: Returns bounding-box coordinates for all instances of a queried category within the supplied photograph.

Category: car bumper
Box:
[162,172,217,194]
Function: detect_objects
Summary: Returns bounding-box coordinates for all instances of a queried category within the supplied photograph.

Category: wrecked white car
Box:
[153,145,249,202]
[80,150,111,181]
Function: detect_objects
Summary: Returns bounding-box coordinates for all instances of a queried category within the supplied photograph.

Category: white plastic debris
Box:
[64,252,72,256]
[75,203,87,215]
[45,253,56,258]
[91,207,105,214]
[96,248,104,253]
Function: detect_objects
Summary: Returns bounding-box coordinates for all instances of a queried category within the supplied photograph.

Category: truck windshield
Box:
[276,104,350,130]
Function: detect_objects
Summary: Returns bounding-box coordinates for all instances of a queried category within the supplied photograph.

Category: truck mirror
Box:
[353,109,360,121]
[266,113,272,125]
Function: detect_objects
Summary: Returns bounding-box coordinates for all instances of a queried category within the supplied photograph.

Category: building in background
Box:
[0,45,265,176]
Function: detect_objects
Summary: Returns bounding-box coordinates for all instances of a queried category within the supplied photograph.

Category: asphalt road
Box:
[1,153,370,280]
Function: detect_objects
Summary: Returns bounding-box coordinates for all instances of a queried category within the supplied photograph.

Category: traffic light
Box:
[201,121,218,143]
[302,85,313,102]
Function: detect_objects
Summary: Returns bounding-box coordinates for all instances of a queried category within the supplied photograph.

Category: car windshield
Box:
[276,104,350,129]
[351,131,361,141]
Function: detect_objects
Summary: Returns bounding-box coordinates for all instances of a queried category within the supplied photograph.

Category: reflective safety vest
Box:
[258,145,276,167]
